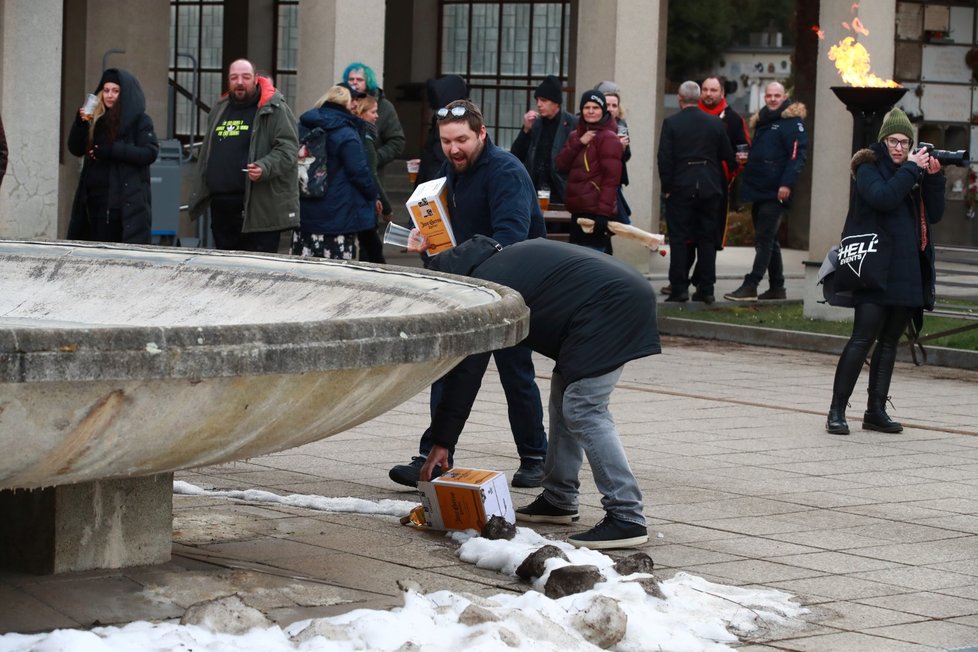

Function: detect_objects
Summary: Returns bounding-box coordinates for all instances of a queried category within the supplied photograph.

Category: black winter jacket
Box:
[846,143,945,309]
[67,68,159,243]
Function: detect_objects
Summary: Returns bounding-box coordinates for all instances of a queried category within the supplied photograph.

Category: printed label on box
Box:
[417,467,515,531]
[406,177,456,254]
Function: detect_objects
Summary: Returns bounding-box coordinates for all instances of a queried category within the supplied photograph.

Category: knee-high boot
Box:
[863,342,903,433]
[827,341,866,435]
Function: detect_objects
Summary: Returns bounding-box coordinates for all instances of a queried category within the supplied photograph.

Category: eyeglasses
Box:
[884,137,912,149]
[437,106,469,120]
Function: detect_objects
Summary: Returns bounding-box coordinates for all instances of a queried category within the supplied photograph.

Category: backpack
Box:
[297,125,328,198]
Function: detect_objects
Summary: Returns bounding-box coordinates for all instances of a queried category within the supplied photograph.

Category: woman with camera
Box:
[826,107,945,435]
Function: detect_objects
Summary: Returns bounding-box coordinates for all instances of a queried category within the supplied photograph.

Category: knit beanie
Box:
[579,89,607,115]
[593,80,620,96]
[97,68,122,92]
[878,107,914,143]
[534,75,563,104]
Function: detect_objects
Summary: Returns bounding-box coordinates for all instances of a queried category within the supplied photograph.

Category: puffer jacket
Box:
[555,114,622,218]
[741,100,807,206]
[67,68,159,243]
[845,142,945,309]
[188,76,300,233]
[297,102,377,235]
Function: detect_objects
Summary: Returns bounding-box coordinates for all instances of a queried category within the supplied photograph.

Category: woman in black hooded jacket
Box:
[67,68,159,243]
[826,108,944,436]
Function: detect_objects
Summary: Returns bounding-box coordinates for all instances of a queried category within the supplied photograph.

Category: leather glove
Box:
[591,215,609,235]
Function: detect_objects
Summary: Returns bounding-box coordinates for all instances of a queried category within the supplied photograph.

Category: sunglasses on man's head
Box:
[437,106,470,119]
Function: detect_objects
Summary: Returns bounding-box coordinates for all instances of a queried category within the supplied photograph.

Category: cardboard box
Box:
[417,467,515,531]
[405,177,456,254]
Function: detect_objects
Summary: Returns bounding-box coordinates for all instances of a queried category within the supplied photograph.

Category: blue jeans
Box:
[542,368,645,527]
[746,200,785,288]
[418,344,547,461]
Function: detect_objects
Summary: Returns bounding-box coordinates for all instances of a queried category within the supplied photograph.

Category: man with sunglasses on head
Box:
[388,99,549,490]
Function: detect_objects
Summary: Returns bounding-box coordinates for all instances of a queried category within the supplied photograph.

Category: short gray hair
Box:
[678,81,701,104]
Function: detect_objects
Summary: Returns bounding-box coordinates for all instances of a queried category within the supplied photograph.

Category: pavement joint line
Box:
[612,382,978,438]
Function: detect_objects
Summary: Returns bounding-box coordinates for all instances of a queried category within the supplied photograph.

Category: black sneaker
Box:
[512,458,545,488]
[757,287,787,301]
[723,283,758,301]
[568,515,648,549]
[516,494,579,524]
[388,456,443,488]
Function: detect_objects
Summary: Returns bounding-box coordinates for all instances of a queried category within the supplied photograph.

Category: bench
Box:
[543,207,571,242]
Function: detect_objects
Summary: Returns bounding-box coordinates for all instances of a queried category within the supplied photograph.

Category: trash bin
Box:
[150,139,182,244]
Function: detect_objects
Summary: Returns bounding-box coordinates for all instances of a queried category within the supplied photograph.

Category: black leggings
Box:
[832,303,913,406]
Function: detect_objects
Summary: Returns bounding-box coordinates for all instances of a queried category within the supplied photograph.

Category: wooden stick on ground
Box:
[576,218,665,250]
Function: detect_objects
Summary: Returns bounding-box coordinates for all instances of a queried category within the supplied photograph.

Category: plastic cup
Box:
[406,159,420,185]
[383,222,413,248]
[537,188,551,212]
[81,94,99,119]
[736,144,749,163]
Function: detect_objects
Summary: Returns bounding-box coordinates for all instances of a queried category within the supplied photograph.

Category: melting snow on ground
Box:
[0,482,807,651]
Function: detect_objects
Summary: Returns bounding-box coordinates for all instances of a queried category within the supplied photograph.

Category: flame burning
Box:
[828,37,900,87]
[814,8,901,88]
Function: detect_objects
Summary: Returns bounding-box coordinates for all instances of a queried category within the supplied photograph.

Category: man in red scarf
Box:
[664,76,750,302]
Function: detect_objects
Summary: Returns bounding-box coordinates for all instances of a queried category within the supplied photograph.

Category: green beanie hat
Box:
[878,107,914,143]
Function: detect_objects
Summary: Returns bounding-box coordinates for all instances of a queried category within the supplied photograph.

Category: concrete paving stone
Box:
[838,502,965,523]
[0,584,82,634]
[851,566,977,592]
[771,551,902,575]
[908,497,978,515]
[642,486,745,506]
[637,543,742,570]
[864,620,978,650]
[841,521,973,545]
[649,500,811,524]
[764,490,884,510]
[684,559,830,586]
[854,536,978,566]
[930,559,978,578]
[19,574,185,628]
[819,470,952,488]
[774,631,939,651]
[693,514,831,537]
[769,528,912,552]
[807,600,928,630]
[858,591,978,619]
[689,535,822,560]
[842,482,978,505]
[768,574,910,602]
[742,476,871,496]
[908,465,978,483]
[647,521,745,545]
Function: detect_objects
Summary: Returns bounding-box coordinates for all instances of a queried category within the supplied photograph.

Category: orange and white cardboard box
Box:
[417,467,515,531]
[405,177,456,254]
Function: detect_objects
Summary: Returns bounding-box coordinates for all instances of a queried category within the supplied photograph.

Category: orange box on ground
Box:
[417,467,515,531]
[405,177,456,255]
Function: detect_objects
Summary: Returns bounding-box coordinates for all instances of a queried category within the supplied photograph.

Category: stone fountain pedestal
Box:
[0,241,529,574]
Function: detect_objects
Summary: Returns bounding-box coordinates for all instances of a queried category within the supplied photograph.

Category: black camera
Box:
[918,142,969,167]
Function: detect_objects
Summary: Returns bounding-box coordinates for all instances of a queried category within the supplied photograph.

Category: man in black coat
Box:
[419,236,660,549]
[657,81,736,303]
[511,75,577,204]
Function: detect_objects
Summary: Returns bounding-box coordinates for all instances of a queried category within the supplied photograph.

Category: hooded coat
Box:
[188,76,300,233]
[67,68,159,243]
[417,75,468,185]
[843,142,945,310]
[297,102,377,235]
[741,100,808,206]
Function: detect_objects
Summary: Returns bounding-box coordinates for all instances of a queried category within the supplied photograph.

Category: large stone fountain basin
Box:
[0,240,529,490]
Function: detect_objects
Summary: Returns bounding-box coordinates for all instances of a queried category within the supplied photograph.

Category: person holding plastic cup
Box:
[66,68,158,243]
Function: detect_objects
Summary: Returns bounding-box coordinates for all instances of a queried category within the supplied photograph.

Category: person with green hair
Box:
[342,62,405,264]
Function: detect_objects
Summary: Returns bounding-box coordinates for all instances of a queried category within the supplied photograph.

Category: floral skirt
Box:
[290,230,356,260]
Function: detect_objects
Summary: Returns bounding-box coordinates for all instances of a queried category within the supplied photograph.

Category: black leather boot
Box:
[863,395,902,432]
[863,341,902,433]
[826,396,850,435]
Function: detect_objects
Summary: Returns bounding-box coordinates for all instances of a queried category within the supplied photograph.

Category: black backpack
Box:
[297,125,328,198]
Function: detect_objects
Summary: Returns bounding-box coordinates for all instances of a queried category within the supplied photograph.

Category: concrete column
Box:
[573,0,668,271]
[0,0,64,240]
[804,0,898,319]
[0,474,173,574]
[297,0,387,114]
